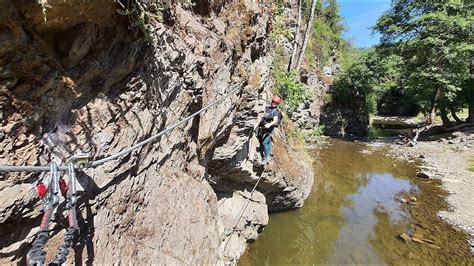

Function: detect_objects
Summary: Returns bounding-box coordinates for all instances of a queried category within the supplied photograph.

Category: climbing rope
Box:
[223,163,268,252]
[0,85,242,173]
[52,227,76,264]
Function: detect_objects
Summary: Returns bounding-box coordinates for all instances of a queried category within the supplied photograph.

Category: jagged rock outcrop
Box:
[209,126,314,262]
[216,190,268,264]
[290,69,330,130]
[289,64,369,137]
[320,94,370,136]
[0,0,313,264]
[287,60,370,138]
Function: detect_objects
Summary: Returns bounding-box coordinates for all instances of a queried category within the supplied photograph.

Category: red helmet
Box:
[271,95,282,105]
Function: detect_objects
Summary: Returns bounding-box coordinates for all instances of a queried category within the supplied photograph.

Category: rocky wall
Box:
[0,0,314,264]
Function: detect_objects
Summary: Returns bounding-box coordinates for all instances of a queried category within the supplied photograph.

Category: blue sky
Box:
[338,0,392,48]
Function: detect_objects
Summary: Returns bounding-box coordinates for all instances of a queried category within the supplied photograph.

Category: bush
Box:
[305,18,342,70]
[303,125,326,137]
[269,15,293,44]
[275,70,309,112]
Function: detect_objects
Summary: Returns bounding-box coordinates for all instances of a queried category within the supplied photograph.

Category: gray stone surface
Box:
[0,0,313,264]
[217,190,268,264]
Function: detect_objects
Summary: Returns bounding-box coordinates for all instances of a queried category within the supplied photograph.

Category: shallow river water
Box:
[240,139,472,265]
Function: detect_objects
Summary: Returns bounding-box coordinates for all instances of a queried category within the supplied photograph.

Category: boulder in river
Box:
[416,172,430,179]
[399,233,412,242]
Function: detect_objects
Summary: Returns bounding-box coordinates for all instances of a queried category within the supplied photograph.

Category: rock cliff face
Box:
[289,63,368,137]
[273,6,367,138]
[0,0,313,264]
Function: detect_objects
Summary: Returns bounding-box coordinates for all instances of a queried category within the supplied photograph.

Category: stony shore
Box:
[388,131,474,238]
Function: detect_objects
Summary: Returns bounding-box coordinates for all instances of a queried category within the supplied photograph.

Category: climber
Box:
[257,95,283,163]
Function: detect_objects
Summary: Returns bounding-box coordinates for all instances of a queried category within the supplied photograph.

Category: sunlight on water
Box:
[239,139,472,265]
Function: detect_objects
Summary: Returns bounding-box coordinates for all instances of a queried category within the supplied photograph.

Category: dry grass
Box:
[280,113,305,147]
[272,130,307,178]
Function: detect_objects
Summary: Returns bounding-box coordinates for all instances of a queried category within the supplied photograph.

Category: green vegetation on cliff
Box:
[272,0,347,112]
[303,0,345,70]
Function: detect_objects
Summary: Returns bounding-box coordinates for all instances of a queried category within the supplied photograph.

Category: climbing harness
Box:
[0,86,243,264]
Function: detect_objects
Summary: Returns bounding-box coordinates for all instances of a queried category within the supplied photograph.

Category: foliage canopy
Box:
[373,0,474,124]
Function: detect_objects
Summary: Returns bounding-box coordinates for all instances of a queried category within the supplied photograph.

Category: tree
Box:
[299,0,345,70]
[295,0,320,70]
[288,0,302,71]
[323,0,344,34]
[374,0,474,126]
[333,48,409,117]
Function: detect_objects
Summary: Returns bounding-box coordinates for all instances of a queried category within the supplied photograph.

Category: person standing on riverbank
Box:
[257,96,283,163]
[409,128,420,146]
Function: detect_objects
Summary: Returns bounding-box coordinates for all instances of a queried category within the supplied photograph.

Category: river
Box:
[240,139,472,265]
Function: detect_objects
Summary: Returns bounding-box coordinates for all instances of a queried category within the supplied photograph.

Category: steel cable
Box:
[0,86,242,172]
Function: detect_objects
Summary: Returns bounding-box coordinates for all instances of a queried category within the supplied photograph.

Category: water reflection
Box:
[328,174,413,264]
[241,139,473,265]
[240,140,418,265]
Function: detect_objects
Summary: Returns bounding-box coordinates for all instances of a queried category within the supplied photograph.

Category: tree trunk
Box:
[450,107,463,124]
[440,106,454,127]
[295,0,318,71]
[467,99,474,123]
[288,0,302,71]
[427,108,435,125]
[438,87,454,127]
[427,88,440,124]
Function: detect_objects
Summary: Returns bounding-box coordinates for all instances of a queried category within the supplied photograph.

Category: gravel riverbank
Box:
[389,131,474,238]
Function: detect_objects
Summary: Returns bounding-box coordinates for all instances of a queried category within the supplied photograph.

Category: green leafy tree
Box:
[303,0,345,70]
[333,47,414,117]
[332,49,374,113]
[373,0,474,125]
[323,0,344,34]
